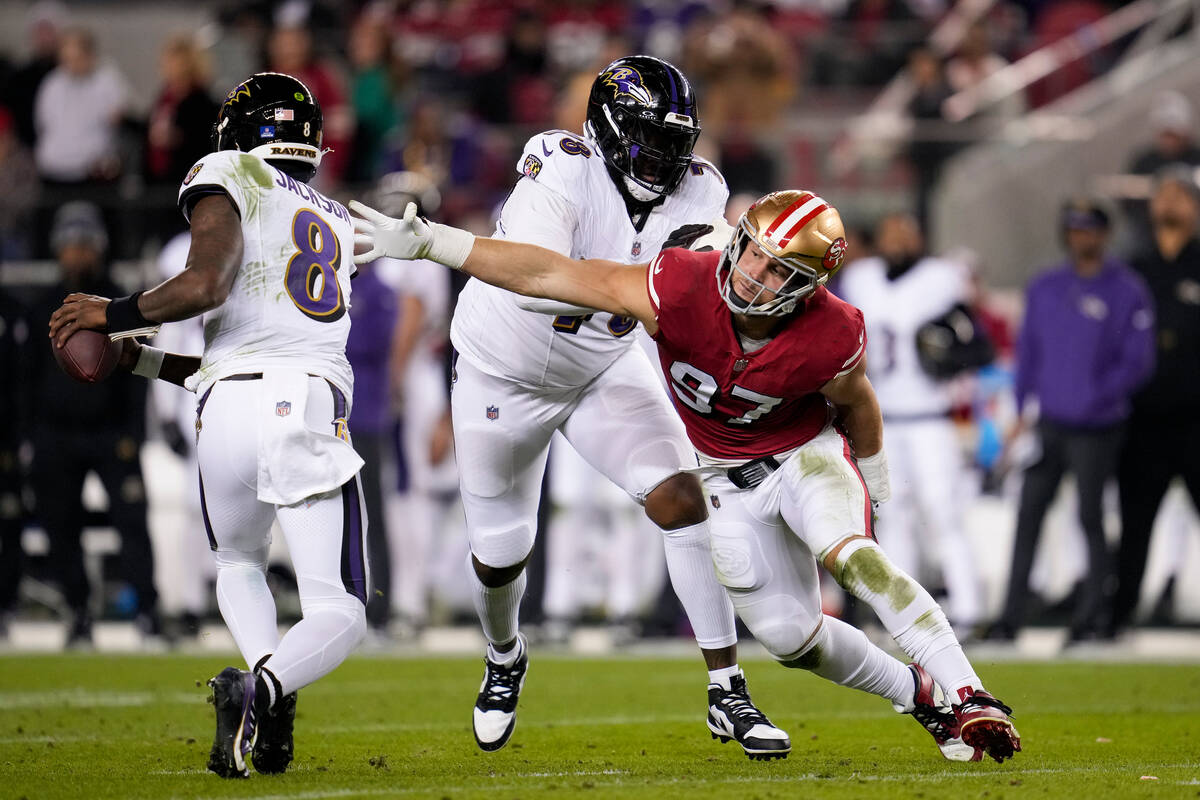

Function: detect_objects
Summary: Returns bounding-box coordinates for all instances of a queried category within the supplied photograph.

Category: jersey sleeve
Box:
[648,249,709,331]
[177,151,257,222]
[494,174,577,256]
[830,302,867,380]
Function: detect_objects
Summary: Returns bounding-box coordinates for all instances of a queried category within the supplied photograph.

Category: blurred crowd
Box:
[1,0,1199,650]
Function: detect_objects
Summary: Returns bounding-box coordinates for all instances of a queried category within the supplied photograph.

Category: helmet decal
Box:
[822,237,848,271]
[599,66,653,105]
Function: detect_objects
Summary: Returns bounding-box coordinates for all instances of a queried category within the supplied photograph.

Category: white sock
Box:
[786,615,912,706]
[262,579,367,696]
[486,633,525,667]
[838,545,982,701]
[661,520,737,650]
[468,556,526,647]
[708,664,742,690]
[215,560,280,669]
[893,607,983,703]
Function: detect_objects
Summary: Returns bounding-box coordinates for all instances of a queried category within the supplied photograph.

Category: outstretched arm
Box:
[49,194,243,347]
[351,201,660,334]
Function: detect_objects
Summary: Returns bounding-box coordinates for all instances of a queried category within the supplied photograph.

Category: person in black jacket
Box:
[1109,166,1200,636]
[27,202,160,647]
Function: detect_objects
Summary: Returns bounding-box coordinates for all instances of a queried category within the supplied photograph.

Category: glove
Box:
[663,223,715,251]
[857,449,891,505]
[349,200,475,269]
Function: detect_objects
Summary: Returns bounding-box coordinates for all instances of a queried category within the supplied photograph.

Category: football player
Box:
[350,189,1023,764]
[836,213,989,636]
[49,73,368,778]
[404,55,790,759]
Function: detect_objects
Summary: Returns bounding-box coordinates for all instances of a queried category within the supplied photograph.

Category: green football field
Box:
[1,652,1196,799]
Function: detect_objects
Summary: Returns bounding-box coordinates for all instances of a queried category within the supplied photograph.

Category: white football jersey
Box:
[450,129,729,389]
[836,255,968,417]
[177,150,356,397]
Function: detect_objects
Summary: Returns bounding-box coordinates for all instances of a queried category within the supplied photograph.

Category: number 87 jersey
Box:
[177,149,356,397]
[648,248,867,460]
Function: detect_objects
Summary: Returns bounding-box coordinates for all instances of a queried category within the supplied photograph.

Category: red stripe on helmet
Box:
[777,202,829,248]
[762,193,813,239]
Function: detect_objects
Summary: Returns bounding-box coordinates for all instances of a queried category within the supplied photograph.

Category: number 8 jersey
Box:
[648,248,867,460]
[177,150,356,397]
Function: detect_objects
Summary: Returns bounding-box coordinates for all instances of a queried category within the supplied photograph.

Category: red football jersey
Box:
[647,248,866,459]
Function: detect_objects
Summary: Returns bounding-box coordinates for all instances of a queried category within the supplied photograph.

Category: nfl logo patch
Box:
[276,401,292,417]
[486,405,500,420]
[631,241,642,257]
[259,124,276,138]
[522,154,542,179]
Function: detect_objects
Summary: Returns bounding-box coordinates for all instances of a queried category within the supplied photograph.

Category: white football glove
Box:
[857,449,891,505]
[349,200,475,269]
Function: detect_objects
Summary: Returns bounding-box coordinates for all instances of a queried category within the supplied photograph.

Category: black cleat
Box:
[472,634,528,752]
[252,691,297,774]
[707,673,791,761]
[206,667,258,779]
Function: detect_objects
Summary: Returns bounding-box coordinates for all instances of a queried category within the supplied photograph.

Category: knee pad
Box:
[732,592,821,661]
[456,426,515,499]
[709,524,771,592]
[469,522,536,570]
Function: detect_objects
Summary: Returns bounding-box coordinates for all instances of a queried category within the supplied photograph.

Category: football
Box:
[52,329,121,383]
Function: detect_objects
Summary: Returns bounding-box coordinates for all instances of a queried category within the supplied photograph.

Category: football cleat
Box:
[707,673,791,761]
[252,691,297,775]
[472,634,528,752]
[894,663,976,761]
[206,667,258,779]
[954,690,1021,763]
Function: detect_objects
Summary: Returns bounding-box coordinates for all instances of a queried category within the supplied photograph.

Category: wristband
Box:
[132,345,165,379]
[857,449,891,504]
[426,221,476,270]
[106,291,153,334]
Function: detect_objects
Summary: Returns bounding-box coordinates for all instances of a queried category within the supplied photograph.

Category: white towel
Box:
[256,368,364,505]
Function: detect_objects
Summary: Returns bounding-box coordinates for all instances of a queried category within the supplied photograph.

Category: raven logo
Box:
[600,66,653,105]
[224,82,251,108]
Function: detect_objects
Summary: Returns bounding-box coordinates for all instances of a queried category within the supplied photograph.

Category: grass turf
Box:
[1,653,1197,799]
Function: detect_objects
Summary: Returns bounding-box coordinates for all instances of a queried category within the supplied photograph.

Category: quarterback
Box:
[424,55,786,759]
[350,190,1022,764]
[50,73,368,778]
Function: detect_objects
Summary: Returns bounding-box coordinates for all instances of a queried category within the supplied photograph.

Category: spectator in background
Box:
[145,35,218,243]
[34,27,128,183]
[347,14,403,184]
[905,46,956,230]
[944,21,1025,125]
[1110,168,1200,636]
[26,203,161,648]
[0,286,28,641]
[33,27,130,257]
[267,23,352,186]
[989,198,1154,645]
[0,107,40,261]
[1122,92,1200,252]
[146,35,218,188]
[1,0,66,149]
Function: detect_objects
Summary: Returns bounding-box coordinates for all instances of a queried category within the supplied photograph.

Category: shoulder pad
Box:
[515,130,596,198]
[178,151,275,220]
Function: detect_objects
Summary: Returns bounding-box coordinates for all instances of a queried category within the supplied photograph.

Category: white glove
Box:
[857,449,891,505]
[349,200,475,269]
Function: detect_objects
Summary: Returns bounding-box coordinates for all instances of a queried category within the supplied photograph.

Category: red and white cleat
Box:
[894,664,976,761]
[953,689,1021,763]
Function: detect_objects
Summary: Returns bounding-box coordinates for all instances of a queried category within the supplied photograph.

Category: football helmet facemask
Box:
[212,72,324,182]
[584,55,700,202]
[717,190,848,316]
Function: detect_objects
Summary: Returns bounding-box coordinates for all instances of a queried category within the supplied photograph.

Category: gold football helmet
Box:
[717,190,848,316]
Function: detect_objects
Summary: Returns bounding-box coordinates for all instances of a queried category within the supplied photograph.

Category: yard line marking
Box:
[0,689,203,709]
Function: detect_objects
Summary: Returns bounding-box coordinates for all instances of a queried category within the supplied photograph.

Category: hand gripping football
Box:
[52,329,121,383]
